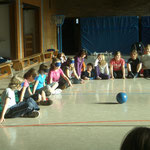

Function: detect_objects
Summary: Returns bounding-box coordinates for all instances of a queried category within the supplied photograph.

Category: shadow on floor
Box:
[94,102,119,104]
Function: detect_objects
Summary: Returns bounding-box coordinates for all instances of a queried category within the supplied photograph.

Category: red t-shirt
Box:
[110,58,125,71]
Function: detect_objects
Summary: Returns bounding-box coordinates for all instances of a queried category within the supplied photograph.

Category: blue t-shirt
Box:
[35,74,46,90]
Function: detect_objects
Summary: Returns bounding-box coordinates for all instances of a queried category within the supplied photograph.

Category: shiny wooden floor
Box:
[0,76,150,150]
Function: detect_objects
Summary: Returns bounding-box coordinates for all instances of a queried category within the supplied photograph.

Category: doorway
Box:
[62,17,81,55]
[23,3,41,57]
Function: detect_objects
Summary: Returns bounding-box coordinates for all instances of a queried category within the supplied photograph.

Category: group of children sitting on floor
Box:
[1,44,150,123]
[82,44,150,80]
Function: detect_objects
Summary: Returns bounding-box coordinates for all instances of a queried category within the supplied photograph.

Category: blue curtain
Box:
[141,16,150,46]
[80,16,139,54]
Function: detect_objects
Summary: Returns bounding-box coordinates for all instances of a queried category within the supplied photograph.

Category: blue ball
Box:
[116,92,128,104]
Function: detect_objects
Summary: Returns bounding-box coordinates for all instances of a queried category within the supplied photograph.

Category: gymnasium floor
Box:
[0,56,150,150]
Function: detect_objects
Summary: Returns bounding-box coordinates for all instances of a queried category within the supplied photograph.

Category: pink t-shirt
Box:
[47,68,64,84]
[110,58,125,71]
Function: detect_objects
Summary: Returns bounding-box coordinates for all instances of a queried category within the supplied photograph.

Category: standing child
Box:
[33,64,59,103]
[74,50,87,77]
[95,54,110,79]
[47,58,73,90]
[110,51,125,79]
[0,75,40,123]
[141,44,150,78]
[127,50,142,78]
[81,63,96,80]
[19,68,51,105]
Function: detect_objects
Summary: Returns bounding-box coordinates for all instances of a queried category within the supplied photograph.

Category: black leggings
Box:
[113,71,123,78]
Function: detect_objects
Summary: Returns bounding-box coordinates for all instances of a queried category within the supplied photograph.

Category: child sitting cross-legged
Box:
[0,75,40,123]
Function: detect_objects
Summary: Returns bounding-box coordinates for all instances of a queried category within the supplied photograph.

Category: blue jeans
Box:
[5,97,40,118]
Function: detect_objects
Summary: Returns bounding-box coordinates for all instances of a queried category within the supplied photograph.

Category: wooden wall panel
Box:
[47,0,150,17]
[9,3,16,59]
[21,0,42,57]
[43,0,57,52]
[14,0,21,59]
[21,0,41,7]
[10,0,150,59]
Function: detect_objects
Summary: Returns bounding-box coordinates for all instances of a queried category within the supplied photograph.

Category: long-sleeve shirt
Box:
[94,58,99,67]
[74,56,84,77]
[95,63,109,76]
[141,54,150,69]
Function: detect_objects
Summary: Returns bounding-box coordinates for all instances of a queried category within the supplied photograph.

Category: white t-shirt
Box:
[1,88,16,109]
[98,63,109,75]
[141,54,150,69]
[94,59,99,67]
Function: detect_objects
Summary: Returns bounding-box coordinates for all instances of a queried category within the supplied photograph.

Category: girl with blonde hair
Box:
[95,54,110,79]
[141,44,150,77]
[0,75,40,123]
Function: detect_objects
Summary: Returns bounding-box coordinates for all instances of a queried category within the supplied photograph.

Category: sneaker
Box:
[39,100,53,106]
[52,89,62,95]
[23,111,40,118]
